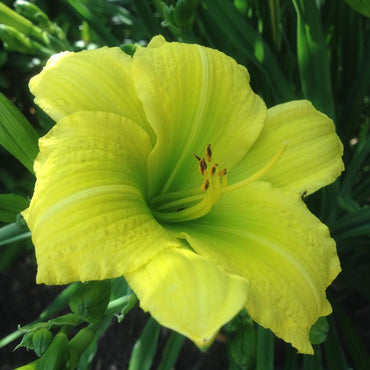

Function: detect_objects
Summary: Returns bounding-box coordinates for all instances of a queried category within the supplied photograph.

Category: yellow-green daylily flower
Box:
[23,35,344,354]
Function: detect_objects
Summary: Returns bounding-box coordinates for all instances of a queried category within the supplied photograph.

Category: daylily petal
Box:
[165,181,341,353]
[133,35,266,197]
[231,100,344,196]
[23,111,180,284]
[29,47,154,138]
[125,247,249,349]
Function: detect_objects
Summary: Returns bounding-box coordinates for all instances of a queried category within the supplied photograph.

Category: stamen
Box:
[199,158,207,175]
[201,179,210,191]
[206,144,212,162]
[218,168,227,176]
[151,142,287,223]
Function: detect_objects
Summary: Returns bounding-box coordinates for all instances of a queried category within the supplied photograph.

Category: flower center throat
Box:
[151,143,287,223]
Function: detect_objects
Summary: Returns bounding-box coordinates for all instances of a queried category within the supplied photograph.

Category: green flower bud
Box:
[0,3,46,43]
[32,328,53,357]
[309,317,329,345]
[69,280,111,323]
[223,309,251,332]
[173,0,198,27]
[14,1,50,29]
[120,43,138,56]
[37,332,69,370]
[69,327,96,368]
[14,0,65,39]
[230,322,256,369]
[161,0,198,31]
[15,331,35,351]
[0,24,44,53]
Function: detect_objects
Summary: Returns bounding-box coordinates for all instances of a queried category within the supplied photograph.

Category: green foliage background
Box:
[0,0,369,369]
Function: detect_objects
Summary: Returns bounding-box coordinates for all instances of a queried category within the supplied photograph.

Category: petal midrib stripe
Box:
[161,45,210,194]
[194,224,322,310]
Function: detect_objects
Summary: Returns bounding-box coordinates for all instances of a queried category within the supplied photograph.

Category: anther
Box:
[211,164,218,176]
[218,168,227,176]
[206,144,212,162]
[201,179,210,191]
[194,153,201,161]
[199,158,207,175]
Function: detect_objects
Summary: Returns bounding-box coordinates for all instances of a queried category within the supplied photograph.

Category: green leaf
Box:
[64,0,119,46]
[0,92,39,173]
[342,40,370,137]
[0,239,26,271]
[200,0,293,104]
[303,346,323,370]
[128,317,161,370]
[0,222,30,247]
[134,0,162,36]
[256,326,274,370]
[283,345,299,370]
[341,122,370,196]
[324,316,349,370]
[292,0,335,118]
[333,303,370,370]
[157,331,185,370]
[332,208,370,240]
[345,0,370,17]
[0,193,29,223]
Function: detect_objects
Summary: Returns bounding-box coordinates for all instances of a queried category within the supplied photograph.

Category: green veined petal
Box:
[24,111,180,285]
[231,100,344,196]
[126,247,249,349]
[133,36,266,198]
[29,47,154,139]
[165,181,341,354]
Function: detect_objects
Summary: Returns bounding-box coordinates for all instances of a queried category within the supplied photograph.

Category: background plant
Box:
[0,0,369,369]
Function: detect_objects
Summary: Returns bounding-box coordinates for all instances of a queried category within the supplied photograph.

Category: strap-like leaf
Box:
[128,317,161,370]
[0,193,29,223]
[0,92,39,173]
[292,0,335,118]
